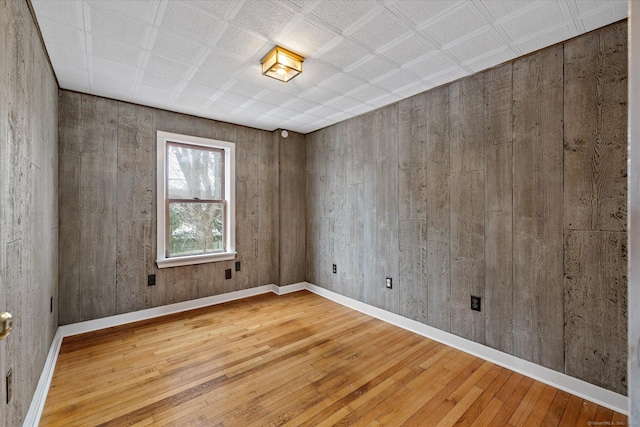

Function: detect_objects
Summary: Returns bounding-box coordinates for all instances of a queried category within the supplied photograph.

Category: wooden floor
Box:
[41,291,627,426]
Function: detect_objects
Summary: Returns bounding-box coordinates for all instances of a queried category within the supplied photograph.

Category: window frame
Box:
[156,131,236,268]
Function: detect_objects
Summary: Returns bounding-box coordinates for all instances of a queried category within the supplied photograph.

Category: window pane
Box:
[168,202,224,257]
[167,144,223,200]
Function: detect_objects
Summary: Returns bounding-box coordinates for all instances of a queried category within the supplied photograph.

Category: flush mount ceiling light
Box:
[261,46,304,83]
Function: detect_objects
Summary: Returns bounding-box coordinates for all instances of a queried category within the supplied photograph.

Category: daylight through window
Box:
[156,131,236,268]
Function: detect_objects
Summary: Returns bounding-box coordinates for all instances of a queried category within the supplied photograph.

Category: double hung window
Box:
[156,131,236,268]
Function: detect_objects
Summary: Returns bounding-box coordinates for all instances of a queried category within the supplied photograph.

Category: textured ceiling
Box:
[31,0,628,134]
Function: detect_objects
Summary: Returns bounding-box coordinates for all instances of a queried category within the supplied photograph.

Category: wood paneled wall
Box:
[305,21,627,395]
[629,0,640,420]
[58,93,305,325]
[0,0,59,425]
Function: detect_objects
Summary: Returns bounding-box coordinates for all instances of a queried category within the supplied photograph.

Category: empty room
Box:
[1,0,639,425]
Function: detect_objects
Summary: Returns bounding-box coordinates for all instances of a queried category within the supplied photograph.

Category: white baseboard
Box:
[23,281,627,426]
[302,283,628,416]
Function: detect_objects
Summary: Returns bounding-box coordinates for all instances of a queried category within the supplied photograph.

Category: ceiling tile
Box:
[190,66,236,88]
[407,52,458,79]
[181,82,221,100]
[226,79,268,99]
[444,28,504,63]
[299,87,342,104]
[151,31,206,65]
[174,94,210,111]
[91,35,144,66]
[325,96,366,112]
[428,66,469,86]
[47,44,86,70]
[316,39,371,70]
[135,84,176,104]
[158,1,221,44]
[309,0,378,32]
[215,25,269,60]
[579,3,628,33]
[215,91,252,106]
[31,0,82,28]
[574,0,621,15]
[513,25,574,54]
[189,0,235,18]
[348,55,397,82]
[320,73,366,94]
[32,0,629,135]
[389,1,463,28]
[307,104,342,118]
[53,63,90,91]
[146,55,193,80]
[140,70,183,92]
[276,19,339,58]
[499,2,567,42]
[284,97,319,113]
[86,0,158,24]
[91,79,132,100]
[298,60,338,85]
[421,3,487,46]
[464,47,513,72]
[347,84,389,102]
[371,69,420,92]
[232,0,297,38]
[37,20,85,51]
[91,56,138,84]
[479,0,534,21]
[349,11,411,51]
[379,34,436,66]
[88,3,151,48]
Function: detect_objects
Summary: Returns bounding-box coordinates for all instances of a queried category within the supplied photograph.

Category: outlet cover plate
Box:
[471,296,481,312]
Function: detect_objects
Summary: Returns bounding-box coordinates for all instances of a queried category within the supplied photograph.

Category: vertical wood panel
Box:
[279,131,306,286]
[258,131,278,285]
[512,46,564,371]
[564,24,627,232]
[379,105,400,314]
[78,95,118,321]
[484,64,514,354]
[425,86,451,332]
[344,118,364,301]
[116,102,154,314]
[362,112,380,309]
[398,94,428,322]
[332,122,346,295]
[1,0,59,424]
[449,74,485,343]
[564,230,627,394]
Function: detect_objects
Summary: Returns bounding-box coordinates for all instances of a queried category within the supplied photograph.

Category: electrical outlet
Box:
[6,368,11,404]
[471,296,481,312]
[386,277,392,289]
[332,264,337,274]
[225,269,232,280]
[148,274,156,286]
[235,261,241,272]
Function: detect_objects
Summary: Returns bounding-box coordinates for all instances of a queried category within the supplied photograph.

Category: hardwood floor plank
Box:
[41,291,627,426]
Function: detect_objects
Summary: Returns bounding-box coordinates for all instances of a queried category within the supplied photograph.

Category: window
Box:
[156,131,236,268]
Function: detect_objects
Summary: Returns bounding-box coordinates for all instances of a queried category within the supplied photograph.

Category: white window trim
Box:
[156,131,236,268]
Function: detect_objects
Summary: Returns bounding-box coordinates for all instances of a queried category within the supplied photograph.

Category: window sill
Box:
[156,251,237,269]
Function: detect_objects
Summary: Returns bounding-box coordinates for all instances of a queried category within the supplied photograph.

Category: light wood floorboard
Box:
[41,291,627,426]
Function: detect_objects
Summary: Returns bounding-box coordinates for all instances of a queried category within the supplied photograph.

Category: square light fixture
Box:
[261,46,304,83]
